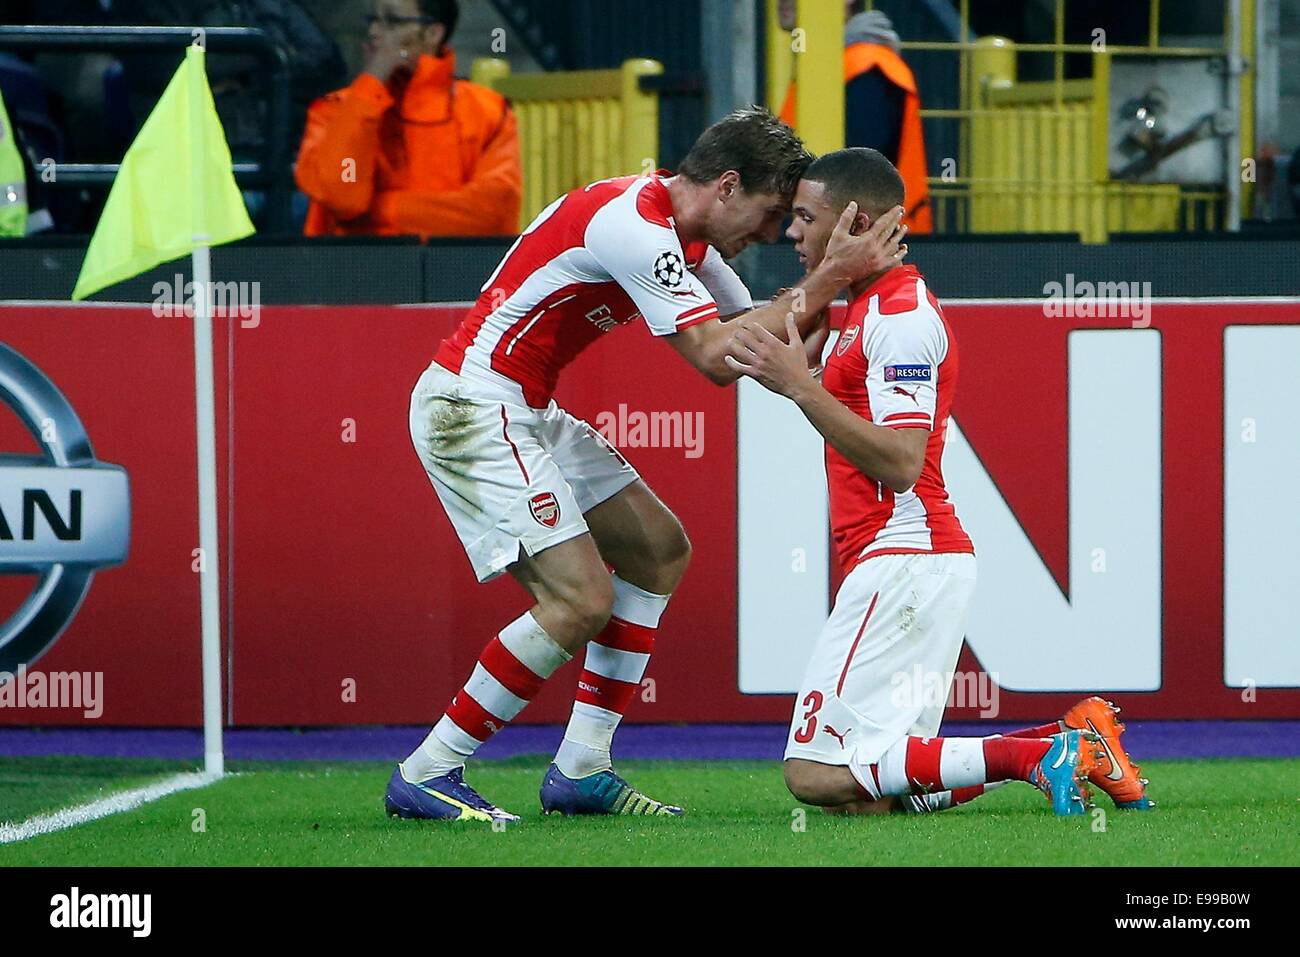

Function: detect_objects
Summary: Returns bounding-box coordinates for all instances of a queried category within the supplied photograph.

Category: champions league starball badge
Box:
[0,342,130,674]
[652,251,685,289]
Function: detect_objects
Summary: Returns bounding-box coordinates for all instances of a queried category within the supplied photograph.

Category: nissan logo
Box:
[0,342,130,673]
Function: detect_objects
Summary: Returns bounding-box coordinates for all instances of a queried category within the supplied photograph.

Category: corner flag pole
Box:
[188,45,224,778]
[70,43,251,777]
[193,242,223,777]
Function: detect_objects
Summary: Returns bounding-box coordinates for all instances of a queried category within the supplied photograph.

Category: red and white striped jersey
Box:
[434,173,751,407]
[821,265,974,573]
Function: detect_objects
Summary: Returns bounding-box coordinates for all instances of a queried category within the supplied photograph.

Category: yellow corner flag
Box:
[72,46,254,301]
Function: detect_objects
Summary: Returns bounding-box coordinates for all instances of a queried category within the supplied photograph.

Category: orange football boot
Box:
[1062,697,1154,809]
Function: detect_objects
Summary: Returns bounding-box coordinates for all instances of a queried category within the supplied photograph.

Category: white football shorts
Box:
[784,551,978,767]
[409,361,639,582]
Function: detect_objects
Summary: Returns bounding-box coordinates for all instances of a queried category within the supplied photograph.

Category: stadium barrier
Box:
[966,38,1211,242]
[2,296,1297,726]
[0,24,294,232]
[832,0,1246,239]
[5,236,1298,305]
[470,57,665,225]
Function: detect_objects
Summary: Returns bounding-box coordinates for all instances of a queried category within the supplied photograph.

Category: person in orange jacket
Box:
[778,2,932,233]
[296,0,522,237]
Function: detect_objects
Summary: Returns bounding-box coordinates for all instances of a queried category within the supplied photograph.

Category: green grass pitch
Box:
[2,756,1296,866]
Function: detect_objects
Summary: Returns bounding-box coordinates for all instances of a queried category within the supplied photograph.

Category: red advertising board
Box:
[1,298,1297,725]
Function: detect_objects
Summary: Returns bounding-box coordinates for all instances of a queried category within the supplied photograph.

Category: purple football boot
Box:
[384,766,519,823]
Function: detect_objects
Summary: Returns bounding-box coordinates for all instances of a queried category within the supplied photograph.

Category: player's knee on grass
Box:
[784,759,855,807]
[822,798,900,816]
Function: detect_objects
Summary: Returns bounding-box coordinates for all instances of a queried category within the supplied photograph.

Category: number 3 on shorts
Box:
[793,690,824,744]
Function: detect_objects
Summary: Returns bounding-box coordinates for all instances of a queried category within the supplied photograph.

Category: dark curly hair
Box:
[802,147,905,218]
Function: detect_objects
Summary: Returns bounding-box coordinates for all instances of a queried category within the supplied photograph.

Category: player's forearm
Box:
[708,267,845,384]
[789,380,922,492]
[803,311,831,370]
[746,264,845,339]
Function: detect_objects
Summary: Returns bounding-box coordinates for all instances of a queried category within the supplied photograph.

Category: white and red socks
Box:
[872,723,1066,812]
[1000,721,1064,739]
[851,734,1053,801]
[554,575,669,779]
[402,611,571,782]
[902,782,1007,813]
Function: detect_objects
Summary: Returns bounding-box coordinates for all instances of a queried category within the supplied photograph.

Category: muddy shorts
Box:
[408,361,640,582]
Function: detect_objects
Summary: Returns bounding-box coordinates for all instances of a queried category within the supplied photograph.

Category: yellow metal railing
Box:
[839,0,1248,240]
[471,58,664,225]
[964,40,1192,242]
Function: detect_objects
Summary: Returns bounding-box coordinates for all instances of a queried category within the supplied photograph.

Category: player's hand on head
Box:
[823,204,907,284]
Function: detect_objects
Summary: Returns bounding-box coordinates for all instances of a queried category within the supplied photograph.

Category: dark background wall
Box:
[4,235,1298,305]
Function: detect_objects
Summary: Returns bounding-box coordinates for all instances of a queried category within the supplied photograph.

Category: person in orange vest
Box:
[296,0,522,237]
[778,2,932,233]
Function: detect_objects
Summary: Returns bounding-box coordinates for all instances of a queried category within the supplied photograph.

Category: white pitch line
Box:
[0,771,223,845]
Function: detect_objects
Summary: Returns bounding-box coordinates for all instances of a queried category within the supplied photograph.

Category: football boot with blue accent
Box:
[1028,730,1103,816]
[539,763,683,817]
